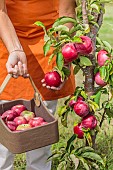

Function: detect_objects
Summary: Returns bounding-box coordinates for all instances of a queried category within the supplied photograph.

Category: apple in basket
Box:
[6,121,17,131]
[16,124,32,131]
[11,104,27,116]
[29,117,46,127]
[13,116,28,126]
[1,110,18,121]
[20,110,35,122]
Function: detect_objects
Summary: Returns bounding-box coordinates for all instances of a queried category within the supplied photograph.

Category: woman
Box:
[0,0,76,169]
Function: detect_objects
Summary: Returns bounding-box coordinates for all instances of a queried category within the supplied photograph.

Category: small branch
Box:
[82,0,89,25]
[99,110,106,128]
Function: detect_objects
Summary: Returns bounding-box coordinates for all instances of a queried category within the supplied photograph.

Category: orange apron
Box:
[0,0,75,100]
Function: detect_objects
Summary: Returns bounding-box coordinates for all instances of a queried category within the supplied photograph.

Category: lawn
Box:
[14,3,113,170]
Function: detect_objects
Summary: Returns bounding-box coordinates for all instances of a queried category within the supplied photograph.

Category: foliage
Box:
[35,0,113,169]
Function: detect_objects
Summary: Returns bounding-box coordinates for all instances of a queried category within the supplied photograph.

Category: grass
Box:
[14,3,113,170]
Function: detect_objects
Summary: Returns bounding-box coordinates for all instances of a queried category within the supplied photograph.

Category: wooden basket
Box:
[0,74,59,154]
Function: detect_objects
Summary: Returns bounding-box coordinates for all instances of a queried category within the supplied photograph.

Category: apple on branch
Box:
[73,123,84,139]
[62,42,78,63]
[81,114,97,130]
[95,72,107,86]
[74,101,90,117]
[74,36,92,55]
[97,50,109,66]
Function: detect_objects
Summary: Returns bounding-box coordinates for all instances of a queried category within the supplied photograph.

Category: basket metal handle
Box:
[0,74,40,106]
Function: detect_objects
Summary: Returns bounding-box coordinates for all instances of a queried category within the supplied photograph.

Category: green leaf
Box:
[80,56,92,66]
[81,152,105,166]
[104,67,109,82]
[57,106,67,117]
[47,153,61,161]
[91,3,100,13]
[88,100,99,112]
[57,161,66,170]
[75,146,94,156]
[48,53,55,64]
[43,40,51,56]
[72,36,82,43]
[56,53,64,70]
[54,25,69,32]
[79,157,90,170]
[85,132,92,147]
[90,21,99,28]
[34,21,45,29]
[44,34,50,42]
[66,134,76,151]
[70,154,79,169]
[99,66,106,80]
[94,91,101,106]
[53,16,77,28]
[81,91,88,99]
[96,37,103,45]
[61,111,68,127]
[62,67,71,77]
[84,24,90,33]
[73,65,80,75]
[102,41,112,53]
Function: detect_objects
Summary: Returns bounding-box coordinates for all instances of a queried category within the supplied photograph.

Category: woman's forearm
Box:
[59,0,76,18]
[59,0,76,29]
[0,5,23,53]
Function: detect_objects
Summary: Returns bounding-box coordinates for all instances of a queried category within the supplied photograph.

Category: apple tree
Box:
[35,0,113,169]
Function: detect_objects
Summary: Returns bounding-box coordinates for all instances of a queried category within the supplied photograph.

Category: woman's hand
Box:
[41,64,71,90]
[41,78,67,91]
[6,50,29,78]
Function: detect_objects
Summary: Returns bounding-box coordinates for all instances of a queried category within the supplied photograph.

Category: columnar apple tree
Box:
[35,0,113,169]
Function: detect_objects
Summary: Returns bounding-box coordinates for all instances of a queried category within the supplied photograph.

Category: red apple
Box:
[77,96,84,102]
[20,110,35,122]
[14,116,28,126]
[29,117,44,127]
[73,123,84,139]
[1,110,18,121]
[74,36,92,55]
[95,72,107,86]
[11,104,27,116]
[69,100,76,108]
[44,71,61,87]
[6,121,17,131]
[97,50,109,66]
[74,101,89,117]
[81,114,97,130]
[62,42,78,62]
[40,121,48,126]
[16,124,32,131]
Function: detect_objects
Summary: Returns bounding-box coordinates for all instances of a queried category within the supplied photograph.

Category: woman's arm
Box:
[0,0,23,53]
[59,0,76,19]
[0,0,28,77]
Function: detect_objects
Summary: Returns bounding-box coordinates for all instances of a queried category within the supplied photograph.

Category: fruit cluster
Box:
[43,36,109,89]
[1,104,48,132]
[95,50,109,86]
[69,96,97,139]
[44,36,93,87]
